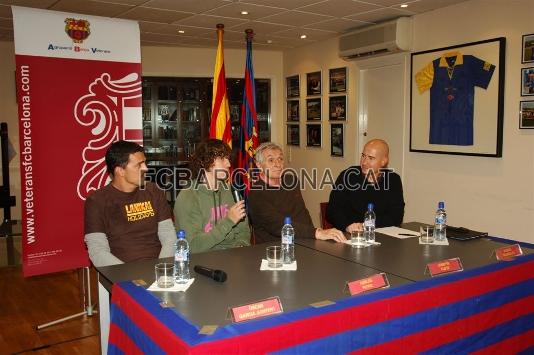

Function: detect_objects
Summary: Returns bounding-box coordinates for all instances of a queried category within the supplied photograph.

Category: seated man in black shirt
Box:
[327,139,405,233]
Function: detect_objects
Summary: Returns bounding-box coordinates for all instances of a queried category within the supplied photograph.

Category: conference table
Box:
[296,222,534,282]
[95,224,534,354]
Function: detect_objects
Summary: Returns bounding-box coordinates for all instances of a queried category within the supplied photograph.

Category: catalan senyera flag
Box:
[237,29,259,195]
[210,24,232,147]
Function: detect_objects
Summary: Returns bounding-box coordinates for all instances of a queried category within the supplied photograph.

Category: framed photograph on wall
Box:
[306,98,321,121]
[521,67,534,96]
[329,67,347,93]
[287,124,300,145]
[329,96,346,120]
[307,71,321,96]
[330,124,344,156]
[522,33,534,64]
[410,37,505,157]
[286,75,300,98]
[519,101,534,129]
[287,100,300,121]
[306,124,321,147]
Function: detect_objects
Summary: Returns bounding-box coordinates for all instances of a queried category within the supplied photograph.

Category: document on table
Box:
[376,226,420,239]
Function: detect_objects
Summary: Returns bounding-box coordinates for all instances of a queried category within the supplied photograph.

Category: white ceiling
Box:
[0,0,469,50]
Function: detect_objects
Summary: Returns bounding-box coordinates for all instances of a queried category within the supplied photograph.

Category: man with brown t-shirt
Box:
[84,141,176,266]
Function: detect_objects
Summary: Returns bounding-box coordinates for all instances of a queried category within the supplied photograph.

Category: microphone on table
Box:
[193,265,228,283]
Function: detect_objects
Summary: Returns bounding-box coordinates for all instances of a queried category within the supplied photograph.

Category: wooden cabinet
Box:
[142,77,271,164]
[142,78,208,162]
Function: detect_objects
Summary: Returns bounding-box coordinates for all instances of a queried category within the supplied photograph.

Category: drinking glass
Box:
[420,226,434,244]
[351,230,367,248]
[155,263,175,288]
[266,246,283,268]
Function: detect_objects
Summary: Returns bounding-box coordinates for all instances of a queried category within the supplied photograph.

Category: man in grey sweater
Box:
[248,142,346,244]
[84,141,175,267]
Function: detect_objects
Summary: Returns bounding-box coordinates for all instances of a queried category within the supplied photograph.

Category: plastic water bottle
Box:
[434,202,447,241]
[174,229,190,284]
[363,203,376,243]
[281,216,295,264]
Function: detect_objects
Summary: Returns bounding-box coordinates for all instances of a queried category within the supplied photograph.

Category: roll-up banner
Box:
[12,6,142,276]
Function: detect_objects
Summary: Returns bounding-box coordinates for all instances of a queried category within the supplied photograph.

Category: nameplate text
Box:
[230,297,283,323]
[495,244,523,261]
[427,257,463,277]
[348,273,389,296]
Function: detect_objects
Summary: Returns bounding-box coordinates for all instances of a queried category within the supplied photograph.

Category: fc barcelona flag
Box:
[236,29,259,195]
[210,24,232,147]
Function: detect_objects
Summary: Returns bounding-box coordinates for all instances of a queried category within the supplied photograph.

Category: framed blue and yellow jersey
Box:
[416,52,495,146]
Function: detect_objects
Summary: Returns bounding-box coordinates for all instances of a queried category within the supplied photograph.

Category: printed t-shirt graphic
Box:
[125,201,155,222]
[415,51,495,146]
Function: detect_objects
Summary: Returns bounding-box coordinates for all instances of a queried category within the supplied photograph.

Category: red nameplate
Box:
[230,297,283,323]
[495,244,523,261]
[427,257,463,277]
[348,273,389,296]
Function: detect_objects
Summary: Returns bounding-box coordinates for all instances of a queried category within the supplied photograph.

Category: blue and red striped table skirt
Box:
[108,253,534,354]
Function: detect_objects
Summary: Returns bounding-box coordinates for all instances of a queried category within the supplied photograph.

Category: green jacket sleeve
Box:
[232,215,252,248]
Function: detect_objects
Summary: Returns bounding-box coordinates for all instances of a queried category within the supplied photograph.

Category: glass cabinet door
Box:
[255,79,271,144]
[179,81,203,159]
[155,84,178,158]
[142,83,153,148]
[142,77,270,164]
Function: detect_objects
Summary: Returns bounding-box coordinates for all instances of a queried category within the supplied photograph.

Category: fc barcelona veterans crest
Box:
[65,18,91,43]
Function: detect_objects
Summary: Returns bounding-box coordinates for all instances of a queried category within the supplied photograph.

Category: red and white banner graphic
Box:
[12,6,142,276]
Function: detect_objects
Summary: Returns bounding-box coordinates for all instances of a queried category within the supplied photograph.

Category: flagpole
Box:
[210,24,232,147]
[245,28,253,41]
[236,28,259,199]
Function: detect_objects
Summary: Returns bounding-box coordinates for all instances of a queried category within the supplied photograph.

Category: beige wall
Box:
[406,0,534,243]
[282,39,360,228]
[0,42,283,220]
[283,0,534,243]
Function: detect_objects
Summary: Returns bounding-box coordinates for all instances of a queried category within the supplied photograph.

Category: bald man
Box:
[326,139,405,233]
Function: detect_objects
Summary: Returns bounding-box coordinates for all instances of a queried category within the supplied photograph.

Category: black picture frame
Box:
[410,37,505,157]
[306,124,321,147]
[330,124,344,157]
[329,96,346,121]
[286,75,300,98]
[306,98,321,121]
[329,67,347,93]
[522,33,534,64]
[519,101,534,129]
[287,124,300,145]
[306,71,321,96]
[521,67,534,96]
[287,100,300,121]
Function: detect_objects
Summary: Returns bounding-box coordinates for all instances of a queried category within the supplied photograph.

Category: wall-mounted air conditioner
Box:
[339,17,413,60]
